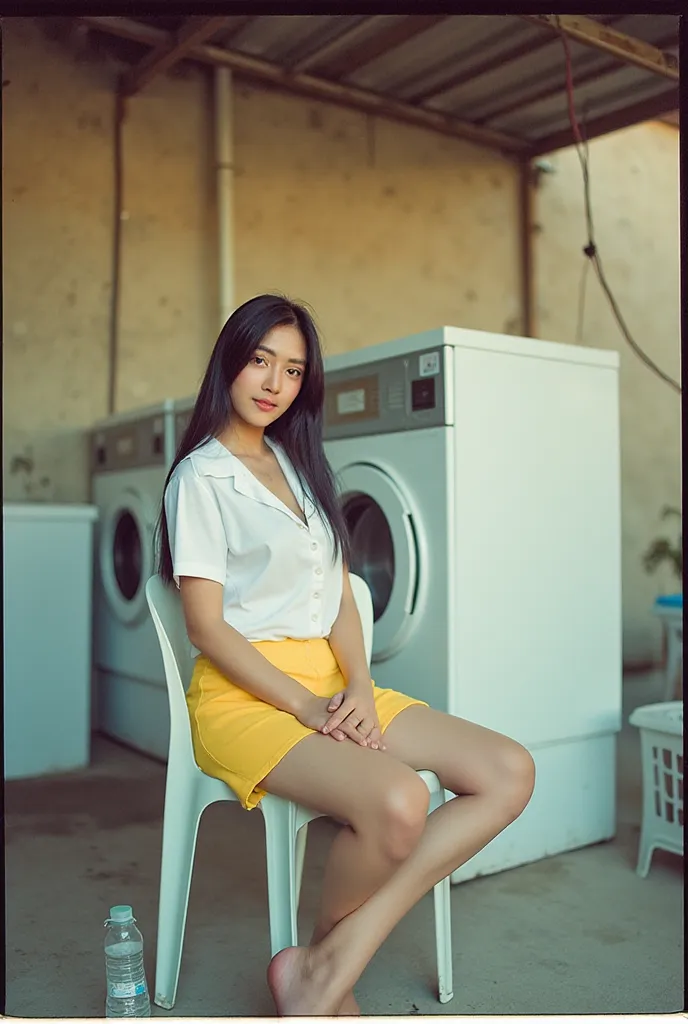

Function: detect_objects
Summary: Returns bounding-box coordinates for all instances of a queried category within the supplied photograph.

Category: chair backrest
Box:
[145,575,198,762]
[145,570,375,758]
[349,573,373,667]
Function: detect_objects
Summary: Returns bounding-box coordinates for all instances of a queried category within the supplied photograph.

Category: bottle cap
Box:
[109,905,134,923]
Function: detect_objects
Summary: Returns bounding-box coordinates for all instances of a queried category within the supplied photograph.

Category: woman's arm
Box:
[180,576,367,744]
[323,566,385,750]
[327,566,374,693]
[180,576,312,716]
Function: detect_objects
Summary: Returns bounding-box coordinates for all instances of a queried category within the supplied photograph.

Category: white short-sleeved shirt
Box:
[164,435,344,643]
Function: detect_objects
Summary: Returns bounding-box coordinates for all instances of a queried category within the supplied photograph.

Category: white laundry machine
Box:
[173,394,195,449]
[91,400,177,760]
[324,326,622,883]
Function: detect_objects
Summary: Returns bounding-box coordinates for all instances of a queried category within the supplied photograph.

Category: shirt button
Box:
[313,592,320,599]
[311,614,318,622]
[315,567,323,576]
[311,541,318,550]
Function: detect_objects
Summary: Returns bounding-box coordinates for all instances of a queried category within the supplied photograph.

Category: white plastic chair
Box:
[145,572,454,1010]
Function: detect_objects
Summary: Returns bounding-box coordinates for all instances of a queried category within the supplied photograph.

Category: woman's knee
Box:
[495,740,535,821]
[367,770,430,862]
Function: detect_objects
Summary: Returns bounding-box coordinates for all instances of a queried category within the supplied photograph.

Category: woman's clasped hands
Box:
[296,684,386,750]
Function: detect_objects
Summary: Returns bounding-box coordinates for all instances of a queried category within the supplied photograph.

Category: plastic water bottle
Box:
[104,905,151,1017]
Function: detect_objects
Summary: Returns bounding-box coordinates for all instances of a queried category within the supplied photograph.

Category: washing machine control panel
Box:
[410,376,436,412]
[174,402,195,448]
[91,415,167,472]
[323,346,449,439]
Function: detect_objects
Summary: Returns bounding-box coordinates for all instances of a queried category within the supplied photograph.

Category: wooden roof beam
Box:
[121,16,236,96]
[528,86,680,156]
[81,17,528,157]
[285,16,387,74]
[519,15,678,82]
[404,15,624,106]
[479,31,678,126]
[409,32,564,106]
[309,14,450,80]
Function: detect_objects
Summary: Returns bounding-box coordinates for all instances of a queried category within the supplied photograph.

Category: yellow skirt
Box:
[186,637,427,810]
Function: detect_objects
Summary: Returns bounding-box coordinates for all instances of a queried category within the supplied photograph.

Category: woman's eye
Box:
[252,356,300,377]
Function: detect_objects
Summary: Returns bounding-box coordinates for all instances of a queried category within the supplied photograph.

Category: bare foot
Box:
[267,946,340,1017]
[338,990,360,1016]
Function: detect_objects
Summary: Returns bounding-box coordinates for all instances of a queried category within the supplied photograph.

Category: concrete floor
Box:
[5,669,683,1017]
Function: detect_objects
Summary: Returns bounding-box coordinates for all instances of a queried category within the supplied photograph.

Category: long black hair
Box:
[157,293,351,585]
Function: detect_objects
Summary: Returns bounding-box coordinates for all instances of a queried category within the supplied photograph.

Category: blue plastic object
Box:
[655,594,683,609]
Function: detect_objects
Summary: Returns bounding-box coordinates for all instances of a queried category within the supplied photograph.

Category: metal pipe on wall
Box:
[518,159,537,339]
[214,66,235,329]
[107,84,127,414]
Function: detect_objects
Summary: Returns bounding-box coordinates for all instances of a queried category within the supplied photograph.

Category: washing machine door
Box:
[100,487,156,625]
[336,463,419,662]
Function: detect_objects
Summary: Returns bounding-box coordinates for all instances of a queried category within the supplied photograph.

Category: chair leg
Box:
[433,876,454,1003]
[636,828,656,878]
[664,633,682,701]
[154,773,205,1010]
[262,796,300,955]
[429,782,454,1004]
[295,823,309,903]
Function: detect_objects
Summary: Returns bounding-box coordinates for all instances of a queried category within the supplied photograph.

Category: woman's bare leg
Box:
[261,732,431,1015]
[310,912,360,1016]
[306,813,424,1014]
[266,705,535,1015]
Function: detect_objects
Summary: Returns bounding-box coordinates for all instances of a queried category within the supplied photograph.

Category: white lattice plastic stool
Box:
[653,595,683,701]
[629,701,683,877]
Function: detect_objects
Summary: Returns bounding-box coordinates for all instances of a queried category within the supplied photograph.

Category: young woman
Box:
[158,293,535,1016]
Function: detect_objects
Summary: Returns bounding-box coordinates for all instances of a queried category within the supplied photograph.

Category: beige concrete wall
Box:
[534,125,681,665]
[4,20,112,503]
[3,18,521,504]
[231,81,522,353]
[3,19,215,502]
[4,19,680,664]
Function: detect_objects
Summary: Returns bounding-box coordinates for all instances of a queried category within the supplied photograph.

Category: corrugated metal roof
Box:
[79,14,680,158]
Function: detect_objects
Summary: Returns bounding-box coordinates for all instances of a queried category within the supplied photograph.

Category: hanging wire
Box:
[555,18,681,394]
[575,257,590,345]
[575,98,592,346]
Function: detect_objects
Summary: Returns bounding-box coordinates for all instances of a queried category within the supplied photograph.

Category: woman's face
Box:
[229,324,307,427]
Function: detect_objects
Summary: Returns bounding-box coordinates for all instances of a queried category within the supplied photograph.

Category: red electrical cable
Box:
[559,28,585,150]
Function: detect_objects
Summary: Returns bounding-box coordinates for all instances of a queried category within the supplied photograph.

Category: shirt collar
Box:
[187,436,238,478]
[188,435,314,522]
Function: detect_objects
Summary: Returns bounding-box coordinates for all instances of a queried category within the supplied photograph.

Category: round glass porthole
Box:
[343,494,394,622]
[335,462,419,663]
[112,510,143,602]
[100,490,155,625]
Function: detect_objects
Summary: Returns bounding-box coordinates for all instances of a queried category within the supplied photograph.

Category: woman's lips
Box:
[254,399,277,411]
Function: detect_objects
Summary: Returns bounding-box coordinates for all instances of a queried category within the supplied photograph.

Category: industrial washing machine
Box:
[91,401,177,759]
[323,325,622,882]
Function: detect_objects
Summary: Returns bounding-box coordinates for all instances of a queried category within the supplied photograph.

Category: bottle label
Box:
[108,981,147,998]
